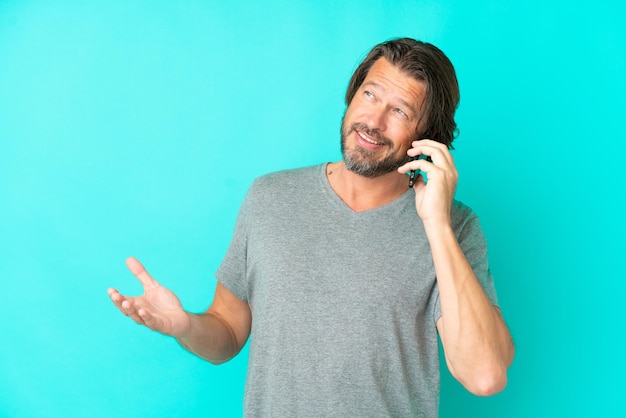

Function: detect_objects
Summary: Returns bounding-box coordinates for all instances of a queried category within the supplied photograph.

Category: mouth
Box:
[356,130,385,146]
[350,125,390,152]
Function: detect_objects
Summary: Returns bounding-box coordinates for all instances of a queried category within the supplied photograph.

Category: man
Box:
[108,38,514,417]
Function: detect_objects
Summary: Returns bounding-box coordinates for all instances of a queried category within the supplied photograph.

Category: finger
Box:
[408,140,454,166]
[109,289,150,326]
[121,299,147,324]
[137,308,162,331]
[108,288,128,308]
[407,146,450,167]
[411,138,449,152]
[397,158,435,175]
[412,173,427,191]
[126,257,159,289]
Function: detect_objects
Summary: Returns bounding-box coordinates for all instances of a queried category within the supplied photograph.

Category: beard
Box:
[340,115,411,178]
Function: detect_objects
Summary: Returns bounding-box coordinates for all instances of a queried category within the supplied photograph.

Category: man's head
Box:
[340,38,459,178]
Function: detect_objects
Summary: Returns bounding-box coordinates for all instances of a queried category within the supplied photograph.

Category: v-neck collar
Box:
[318,163,415,216]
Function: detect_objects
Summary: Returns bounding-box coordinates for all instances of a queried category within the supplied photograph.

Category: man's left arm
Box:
[429,223,514,396]
[399,139,514,396]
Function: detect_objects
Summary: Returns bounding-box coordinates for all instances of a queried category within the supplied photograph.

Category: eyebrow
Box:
[362,81,418,116]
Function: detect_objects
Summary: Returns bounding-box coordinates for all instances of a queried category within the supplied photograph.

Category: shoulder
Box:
[241,164,325,211]
[250,164,324,194]
[450,199,482,235]
[451,199,475,220]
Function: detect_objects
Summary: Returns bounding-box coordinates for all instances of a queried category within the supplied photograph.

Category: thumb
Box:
[126,256,159,289]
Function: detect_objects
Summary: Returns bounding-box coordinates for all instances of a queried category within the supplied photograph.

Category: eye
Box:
[394,108,407,117]
[364,90,374,98]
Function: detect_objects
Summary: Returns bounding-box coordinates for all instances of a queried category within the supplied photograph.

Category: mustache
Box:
[347,123,391,146]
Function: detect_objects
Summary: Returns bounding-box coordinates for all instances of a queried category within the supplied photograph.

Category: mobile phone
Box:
[408,155,432,188]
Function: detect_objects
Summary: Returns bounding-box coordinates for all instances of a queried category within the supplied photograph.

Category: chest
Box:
[246,205,437,321]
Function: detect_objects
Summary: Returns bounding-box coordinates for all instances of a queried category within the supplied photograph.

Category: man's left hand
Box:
[398,139,458,225]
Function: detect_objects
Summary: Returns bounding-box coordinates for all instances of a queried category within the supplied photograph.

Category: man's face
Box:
[341,58,426,178]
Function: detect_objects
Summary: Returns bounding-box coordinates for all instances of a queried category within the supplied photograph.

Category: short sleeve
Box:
[215,184,255,302]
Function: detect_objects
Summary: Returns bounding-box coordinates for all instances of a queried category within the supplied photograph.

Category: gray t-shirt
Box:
[216,164,497,417]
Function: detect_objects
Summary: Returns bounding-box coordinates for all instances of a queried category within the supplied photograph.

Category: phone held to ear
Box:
[408,155,432,188]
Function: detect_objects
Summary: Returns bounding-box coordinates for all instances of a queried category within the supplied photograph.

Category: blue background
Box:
[1,1,624,417]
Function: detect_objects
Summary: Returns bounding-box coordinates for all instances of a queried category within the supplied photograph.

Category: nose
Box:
[365,106,387,132]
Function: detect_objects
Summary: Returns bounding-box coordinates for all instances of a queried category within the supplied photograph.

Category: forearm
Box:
[176,312,243,365]
[425,222,514,395]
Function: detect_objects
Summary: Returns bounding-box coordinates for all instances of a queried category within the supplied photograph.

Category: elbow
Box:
[204,347,239,365]
[207,356,232,366]
[204,343,241,366]
[465,366,508,397]
[465,339,515,396]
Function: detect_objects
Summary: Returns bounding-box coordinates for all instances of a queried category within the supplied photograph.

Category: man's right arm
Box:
[108,257,251,365]
[177,283,251,364]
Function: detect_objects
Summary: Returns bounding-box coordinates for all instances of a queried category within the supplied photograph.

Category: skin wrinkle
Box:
[340,58,426,179]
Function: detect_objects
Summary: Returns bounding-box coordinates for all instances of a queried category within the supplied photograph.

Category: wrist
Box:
[422,218,453,236]
[422,219,457,251]
[172,311,194,340]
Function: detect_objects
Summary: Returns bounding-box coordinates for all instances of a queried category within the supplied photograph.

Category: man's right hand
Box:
[108,257,191,337]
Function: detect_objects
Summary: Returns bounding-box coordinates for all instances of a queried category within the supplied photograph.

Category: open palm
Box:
[108,257,191,337]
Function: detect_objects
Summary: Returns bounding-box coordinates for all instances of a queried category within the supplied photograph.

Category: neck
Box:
[326,161,409,212]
